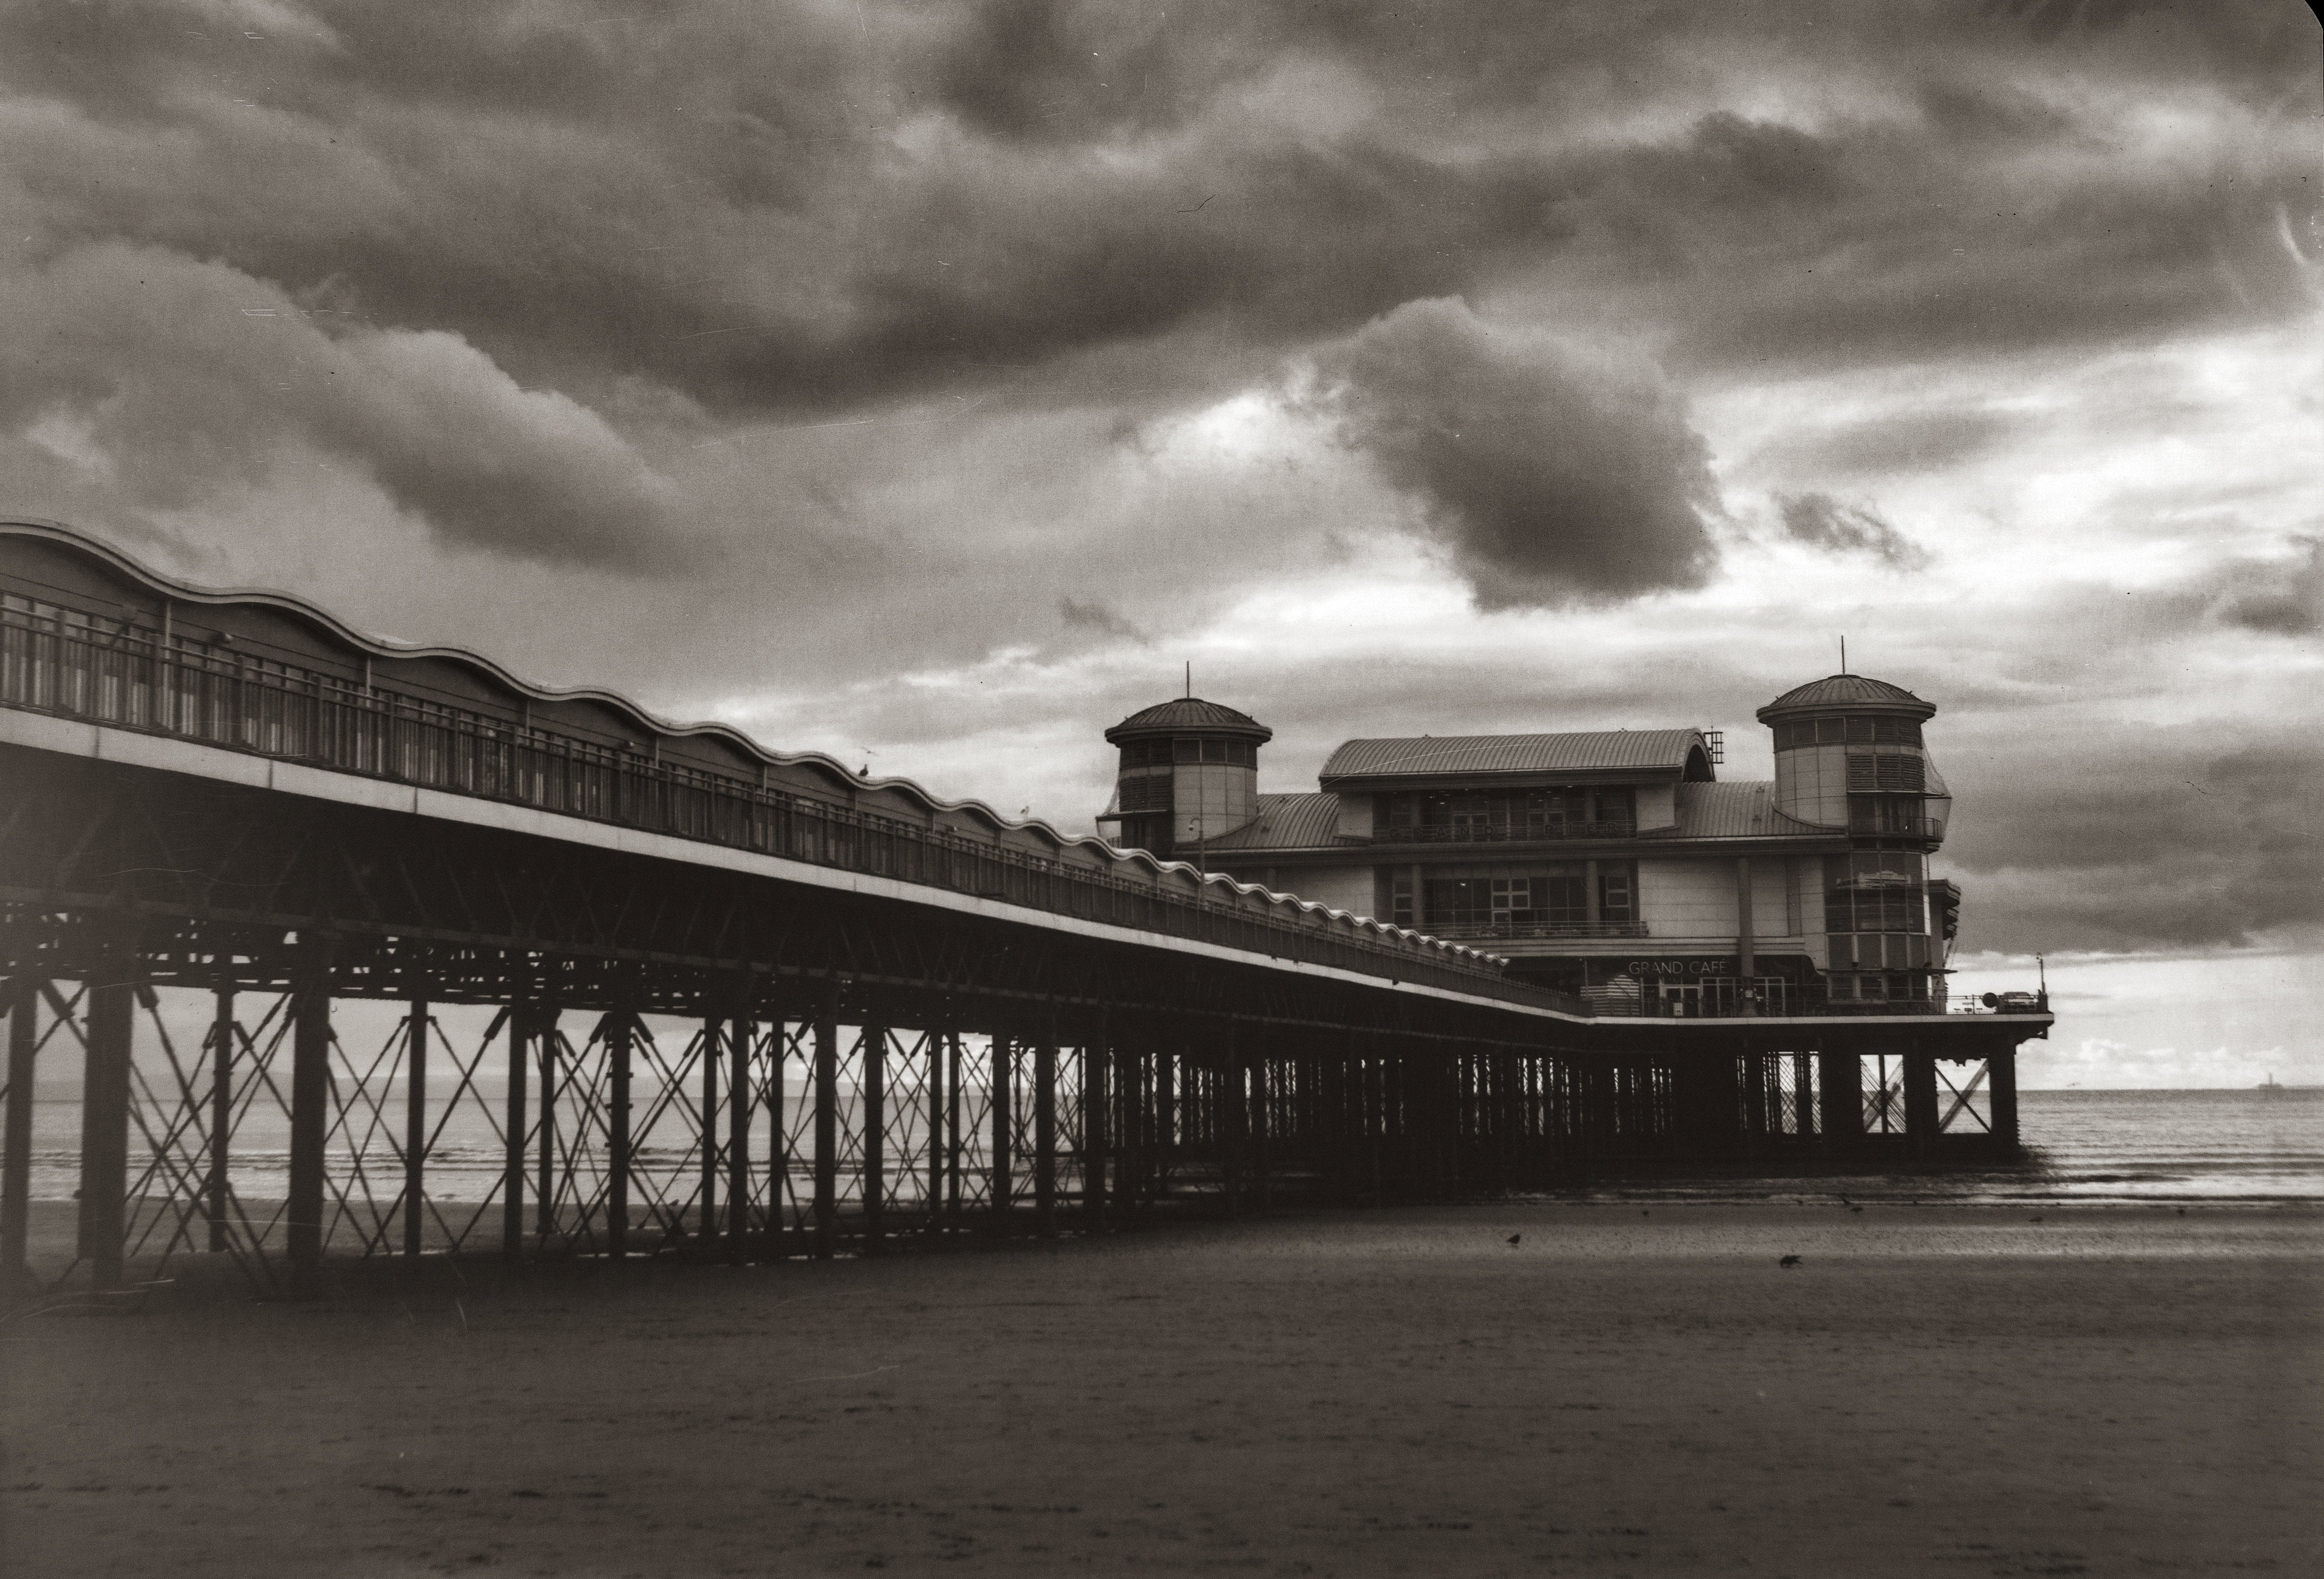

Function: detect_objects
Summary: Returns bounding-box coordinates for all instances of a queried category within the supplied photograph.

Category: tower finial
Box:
[1185,660,1191,699]
[1840,635,1847,675]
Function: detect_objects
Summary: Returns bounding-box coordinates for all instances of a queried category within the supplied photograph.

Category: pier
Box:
[0,520,2051,1292]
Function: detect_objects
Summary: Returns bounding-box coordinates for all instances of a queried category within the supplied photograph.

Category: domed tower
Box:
[1757,674,1954,1006]
[1100,698,1272,860]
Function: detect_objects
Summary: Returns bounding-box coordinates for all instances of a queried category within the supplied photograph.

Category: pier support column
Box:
[501,1000,529,1263]
[1818,1052,1861,1153]
[1220,1023,1245,1217]
[2,979,40,1282]
[813,994,838,1259]
[728,1010,750,1263]
[1904,1050,1939,1158]
[766,1010,789,1253]
[607,1012,633,1260]
[991,1035,1013,1230]
[285,937,332,1288]
[862,1023,885,1251]
[1083,1017,1108,1231]
[699,1016,719,1243]
[81,971,135,1291]
[207,989,233,1253]
[535,1011,559,1244]
[403,997,428,1258]
[1033,1026,1057,1238]
[1989,1047,2020,1150]
[927,1023,947,1224]
[944,1027,962,1221]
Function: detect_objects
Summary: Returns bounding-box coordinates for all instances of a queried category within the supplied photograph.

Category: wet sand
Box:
[5,1201,2318,1577]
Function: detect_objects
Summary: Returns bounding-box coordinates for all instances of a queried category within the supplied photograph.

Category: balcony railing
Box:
[0,592,1593,1012]
[1380,820,1639,844]
[1427,919,1649,941]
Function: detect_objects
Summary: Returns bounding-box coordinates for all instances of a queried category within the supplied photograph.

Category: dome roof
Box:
[1756,674,1936,721]
[1104,697,1274,743]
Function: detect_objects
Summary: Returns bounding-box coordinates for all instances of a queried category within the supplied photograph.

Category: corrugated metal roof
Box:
[1104,697,1273,741]
[1204,792,1345,851]
[1644,782,1843,840]
[1756,674,1934,719]
[1319,729,1703,783]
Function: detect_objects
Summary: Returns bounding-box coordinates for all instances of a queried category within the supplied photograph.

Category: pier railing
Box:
[0,593,1591,1015]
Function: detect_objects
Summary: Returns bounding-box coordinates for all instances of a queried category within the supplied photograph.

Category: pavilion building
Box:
[1098,676,1960,1016]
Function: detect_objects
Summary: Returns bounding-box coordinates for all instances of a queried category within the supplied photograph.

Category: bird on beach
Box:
[1779,1254,1802,1268]
[2030,1214,2045,1224]
[1505,1233,1521,1246]
[1848,1205,1864,1214]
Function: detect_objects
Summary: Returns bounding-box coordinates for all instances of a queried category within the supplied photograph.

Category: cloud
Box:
[1310,298,1722,607]
[2209,536,2322,636]
[1059,597,1149,641]
[0,243,691,570]
[1772,492,1932,569]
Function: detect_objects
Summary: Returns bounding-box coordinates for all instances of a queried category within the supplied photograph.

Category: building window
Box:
[1599,862,1635,922]
[1776,717,1923,751]
[1847,794,1929,836]
[1380,786,1635,841]
[1845,752,1926,793]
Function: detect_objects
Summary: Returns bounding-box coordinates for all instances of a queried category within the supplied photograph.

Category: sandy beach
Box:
[4,1201,2318,1577]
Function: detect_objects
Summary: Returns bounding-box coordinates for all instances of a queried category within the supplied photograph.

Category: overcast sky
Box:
[4,1,2318,1085]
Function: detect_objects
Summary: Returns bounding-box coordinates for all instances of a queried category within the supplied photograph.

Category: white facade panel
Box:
[1638,857,1740,940]
[1284,863,1377,919]
[1635,781,1678,831]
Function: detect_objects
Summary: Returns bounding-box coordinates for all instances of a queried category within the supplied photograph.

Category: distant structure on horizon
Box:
[1098,676,1960,1017]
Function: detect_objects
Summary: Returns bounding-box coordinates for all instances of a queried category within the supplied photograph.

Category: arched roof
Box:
[1755,674,1936,721]
[1103,697,1273,743]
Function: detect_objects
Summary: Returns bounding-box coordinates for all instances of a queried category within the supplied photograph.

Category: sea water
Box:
[10,1086,2320,1207]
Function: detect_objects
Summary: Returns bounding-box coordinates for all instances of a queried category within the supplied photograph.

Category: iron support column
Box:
[285,937,332,1287]
[991,1035,1013,1229]
[945,1027,962,1220]
[81,972,135,1291]
[207,989,233,1252]
[699,1016,719,1242]
[404,997,428,1258]
[927,1023,946,1221]
[1904,1050,1939,1158]
[813,996,838,1258]
[501,1001,529,1263]
[1989,1047,2020,1149]
[535,1011,558,1242]
[862,1024,885,1250]
[607,1011,633,1259]
[1220,1022,1244,1218]
[1083,1017,1108,1231]
[1818,1051,1861,1151]
[1033,1027,1057,1238]
[2,980,38,1281]
[728,1011,750,1263]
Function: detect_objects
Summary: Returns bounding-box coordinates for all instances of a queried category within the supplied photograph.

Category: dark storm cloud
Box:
[1773,493,1932,570]
[1756,409,2019,478]
[1059,597,1149,641]
[0,0,2312,579]
[1941,725,2324,953]
[1314,299,1722,607]
[2208,536,2323,636]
